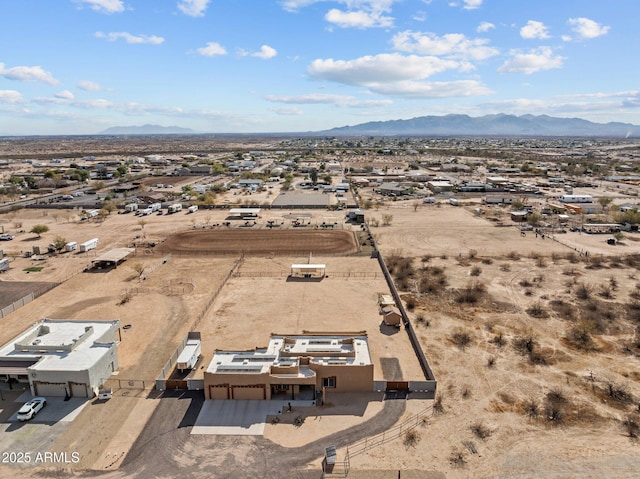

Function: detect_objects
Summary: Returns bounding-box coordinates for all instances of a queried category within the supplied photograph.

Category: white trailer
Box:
[0,258,9,272]
[560,194,593,203]
[64,241,77,252]
[187,205,198,213]
[150,203,162,212]
[138,207,153,216]
[87,209,100,218]
[449,198,459,206]
[177,339,201,371]
[168,203,182,214]
[124,203,138,213]
[79,238,99,253]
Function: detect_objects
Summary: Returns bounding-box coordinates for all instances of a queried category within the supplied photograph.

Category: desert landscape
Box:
[0,135,640,479]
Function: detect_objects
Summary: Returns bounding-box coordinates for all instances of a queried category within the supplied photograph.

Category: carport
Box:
[91,248,135,269]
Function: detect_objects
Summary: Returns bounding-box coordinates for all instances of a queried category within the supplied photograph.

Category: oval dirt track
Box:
[159,229,359,256]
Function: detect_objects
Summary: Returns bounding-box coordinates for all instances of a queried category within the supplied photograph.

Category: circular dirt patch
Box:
[159,229,358,256]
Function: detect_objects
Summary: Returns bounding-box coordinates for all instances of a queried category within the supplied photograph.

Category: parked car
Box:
[0,234,15,241]
[17,397,47,421]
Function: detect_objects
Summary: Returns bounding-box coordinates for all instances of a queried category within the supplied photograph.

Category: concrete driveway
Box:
[192,399,313,435]
[7,391,89,424]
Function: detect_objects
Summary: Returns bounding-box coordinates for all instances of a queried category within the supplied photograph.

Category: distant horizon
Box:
[0,1,637,135]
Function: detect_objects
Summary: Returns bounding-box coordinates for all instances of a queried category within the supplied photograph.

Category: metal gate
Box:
[385,381,409,391]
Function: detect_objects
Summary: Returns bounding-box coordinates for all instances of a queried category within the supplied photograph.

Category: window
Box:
[322,377,336,388]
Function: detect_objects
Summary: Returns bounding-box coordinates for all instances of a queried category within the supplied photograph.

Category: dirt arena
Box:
[159,229,359,256]
[0,281,56,310]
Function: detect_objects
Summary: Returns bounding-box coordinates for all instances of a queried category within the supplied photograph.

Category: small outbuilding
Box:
[381,306,402,327]
[91,248,135,269]
[290,264,326,278]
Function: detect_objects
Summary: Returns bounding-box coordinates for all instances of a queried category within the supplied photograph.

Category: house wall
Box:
[310,363,373,393]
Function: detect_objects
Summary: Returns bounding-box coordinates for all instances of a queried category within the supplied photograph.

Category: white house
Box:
[0,319,120,397]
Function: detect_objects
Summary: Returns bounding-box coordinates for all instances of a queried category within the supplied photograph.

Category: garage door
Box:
[34,382,67,396]
[70,382,88,398]
[232,385,265,400]
[209,385,230,399]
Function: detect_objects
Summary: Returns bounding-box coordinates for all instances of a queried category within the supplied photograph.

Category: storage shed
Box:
[290,264,326,278]
[381,306,402,327]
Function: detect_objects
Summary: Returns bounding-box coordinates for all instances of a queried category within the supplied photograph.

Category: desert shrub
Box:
[551,252,562,263]
[461,386,472,399]
[526,302,549,318]
[468,249,478,259]
[513,334,536,356]
[452,330,472,351]
[585,255,605,269]
[549,299,576,320]
[609,276,618,291]
[598,284,614,299]
[420,254,433,263]
[481,258,493,265]
[625,254,640,269]
[470,422,492,439]
[519,279,533,288]
[470,266,482,277]
[563,266,579,276]
[416,314,430,327]
[118,292,132,305]
[433,394,444,415]
[403,428,421,447]
[507,251,521,261]
[566,252,579,263]
[524,289,533,296]
[490,332,506,348]
[575,283,591,300]
[535,256,547,268]
[567,322,596,350]
[622,416,640,438]
[455,281,487,304]
[487,356,496,368]
[606,382,634,404]
[499,263,511,272]
[404,296,417,311]
[523,399,539,418]
[544,389,567,424]
[449,449,466,468]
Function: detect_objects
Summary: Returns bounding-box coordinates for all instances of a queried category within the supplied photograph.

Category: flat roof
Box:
[92,248,135,264]
[272,193,331,207]
[207,333,371,375]
[0,319,119,372]
[291,264,326,269]
[229,208,261,214]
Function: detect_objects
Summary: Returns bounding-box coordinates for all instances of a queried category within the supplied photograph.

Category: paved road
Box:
[114,390,407,479]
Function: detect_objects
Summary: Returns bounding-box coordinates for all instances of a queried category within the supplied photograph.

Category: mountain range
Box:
[319,114,639,137]
[97,114,640,137]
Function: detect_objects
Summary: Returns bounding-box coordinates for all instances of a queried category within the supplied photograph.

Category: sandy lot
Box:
[2,198,640,478]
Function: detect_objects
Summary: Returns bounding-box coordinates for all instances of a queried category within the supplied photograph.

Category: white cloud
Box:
[392,31,499,61]
[73,0,125,14]
[78,80,103,91]
[265,93,392,107]
[95,32,165,44]
[568,17,610,39]
[463,0,482,10]
[0,90,25,104]
[251,45,278,59]
[0,63,59,85]
[498,47,565,74]
[325,8,393,29]
[196,42,227,56]
[365,80,492,98]
[520,20,550,40]
[55,90,75,100]
[477,22,495,33]
[413,11,427,22]
[177,0,211,17]
[270,106,304,116]
[308,53,459,86]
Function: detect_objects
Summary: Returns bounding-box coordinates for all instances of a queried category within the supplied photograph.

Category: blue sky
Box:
[0,0,637,135]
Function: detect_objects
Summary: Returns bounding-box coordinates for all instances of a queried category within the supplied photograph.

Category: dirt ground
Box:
[358,201,640,478]
[2,199,640,478]
[159,229,359,256]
